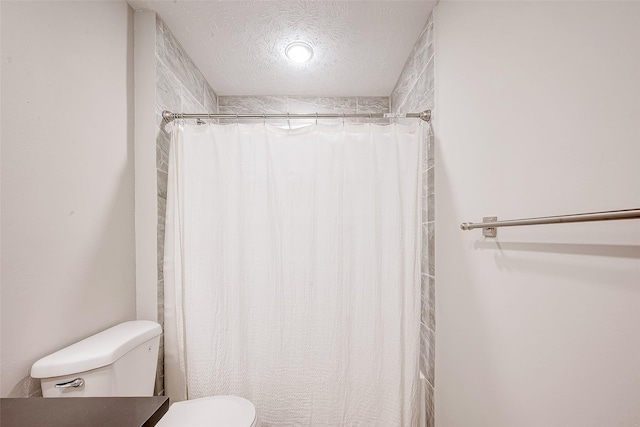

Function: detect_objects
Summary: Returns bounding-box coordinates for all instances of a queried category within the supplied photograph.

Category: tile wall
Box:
[217,95,389,125]
[154,16,219,396]
[390,12,435,427]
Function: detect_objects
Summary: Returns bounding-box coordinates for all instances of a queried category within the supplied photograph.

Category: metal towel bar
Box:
[461,208,640,237]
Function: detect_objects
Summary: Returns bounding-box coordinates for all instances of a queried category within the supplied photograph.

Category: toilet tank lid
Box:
[31,321,162,379]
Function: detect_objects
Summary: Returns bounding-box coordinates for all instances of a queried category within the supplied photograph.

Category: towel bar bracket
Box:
[483,217,497,238]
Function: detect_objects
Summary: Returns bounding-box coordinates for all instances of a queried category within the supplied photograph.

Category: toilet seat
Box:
[156,395,257,427]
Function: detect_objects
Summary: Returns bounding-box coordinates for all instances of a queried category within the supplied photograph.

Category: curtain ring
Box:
[263,113,266,125]
[342,113,345,126]
[236,113,239,125]
[287,113,291,130]
[315,112,318,125]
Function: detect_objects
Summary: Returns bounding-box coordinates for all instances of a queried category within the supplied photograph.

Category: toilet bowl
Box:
[156,396,257,427]
[31,321,257,426]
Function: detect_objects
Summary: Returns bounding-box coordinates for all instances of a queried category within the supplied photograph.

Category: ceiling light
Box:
[285,42,313,63]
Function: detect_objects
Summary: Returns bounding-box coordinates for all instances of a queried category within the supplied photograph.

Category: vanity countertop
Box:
[0,396,169,427]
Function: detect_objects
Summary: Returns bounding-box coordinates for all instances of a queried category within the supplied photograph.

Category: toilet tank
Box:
[31,321,162,398]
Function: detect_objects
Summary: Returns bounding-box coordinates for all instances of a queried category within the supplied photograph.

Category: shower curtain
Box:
[163,121,423,426]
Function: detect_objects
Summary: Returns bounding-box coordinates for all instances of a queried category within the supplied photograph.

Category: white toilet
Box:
[31,320,257,427]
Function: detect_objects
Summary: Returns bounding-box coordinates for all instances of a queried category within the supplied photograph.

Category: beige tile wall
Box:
[154,16,219,396]
[390,11,435,427]
[218,95,389,125]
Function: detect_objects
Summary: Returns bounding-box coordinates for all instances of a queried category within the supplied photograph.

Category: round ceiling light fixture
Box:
[285,42,313,63]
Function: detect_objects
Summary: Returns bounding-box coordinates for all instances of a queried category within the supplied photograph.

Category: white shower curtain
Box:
[164,121,423,426]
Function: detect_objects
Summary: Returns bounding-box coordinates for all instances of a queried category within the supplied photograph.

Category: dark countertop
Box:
[0,396,169,427]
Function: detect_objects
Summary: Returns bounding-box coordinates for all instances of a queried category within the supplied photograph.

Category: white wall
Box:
[1,1,135,397]
[134,10,158,324]
[434,2,640,426]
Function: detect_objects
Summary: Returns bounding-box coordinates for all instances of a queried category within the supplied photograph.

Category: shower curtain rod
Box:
[162,110,432,123]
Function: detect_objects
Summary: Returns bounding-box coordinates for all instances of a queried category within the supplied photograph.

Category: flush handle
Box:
[55,378,84,388]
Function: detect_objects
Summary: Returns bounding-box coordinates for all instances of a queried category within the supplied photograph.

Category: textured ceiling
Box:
[127,0,436,96]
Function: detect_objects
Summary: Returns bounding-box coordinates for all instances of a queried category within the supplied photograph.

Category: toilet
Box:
[31,320,257,427]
